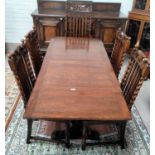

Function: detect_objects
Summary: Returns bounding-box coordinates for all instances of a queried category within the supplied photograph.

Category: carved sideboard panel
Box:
[66,0,92,13]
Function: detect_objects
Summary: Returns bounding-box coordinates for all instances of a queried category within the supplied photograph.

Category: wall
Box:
[5,0,37,43]
[5,0,133,43]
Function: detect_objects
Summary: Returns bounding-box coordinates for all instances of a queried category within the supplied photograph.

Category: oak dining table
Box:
[23,37,131,148]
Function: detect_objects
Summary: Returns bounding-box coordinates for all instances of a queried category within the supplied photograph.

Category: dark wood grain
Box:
[24,37,131,121]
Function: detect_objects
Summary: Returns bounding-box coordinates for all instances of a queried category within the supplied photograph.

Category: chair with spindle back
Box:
[120,48,150,111]
[24,28,42,77]
[110,28,131,77]
[8,43,36,108]
[65,12,92,38]
[8,43,70,147]
[81,48,149,150]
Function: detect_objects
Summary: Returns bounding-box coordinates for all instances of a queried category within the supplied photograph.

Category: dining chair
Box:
[81,48,149,150]
[110,28,131,77]
[65,12,92,38]
[24,28,42,77]
[8,43,36,108]
[8,43,71,148]
[120,48,150,111]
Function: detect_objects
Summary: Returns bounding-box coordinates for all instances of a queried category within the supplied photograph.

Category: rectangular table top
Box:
[24,37,131,121]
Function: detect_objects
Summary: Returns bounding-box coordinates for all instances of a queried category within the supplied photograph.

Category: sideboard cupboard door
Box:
[102,26,116,56]
[102,26,116,44]
[39,20,59,46]
[33,16,65,54]
[92,18,127,56]
[100,18,127,57]
[44,26,57,41]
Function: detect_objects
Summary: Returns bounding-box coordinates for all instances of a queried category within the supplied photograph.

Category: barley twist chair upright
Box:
[8,43,36,108]
[24,29,42,77]
[111,28,131,77]
[120,48,150,111]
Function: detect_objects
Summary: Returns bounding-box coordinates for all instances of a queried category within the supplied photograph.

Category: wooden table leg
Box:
[82,124,87,150]
[120,121,127,149]
[65,122,70,148]
[70,121,83,138]
[26,119,33,144]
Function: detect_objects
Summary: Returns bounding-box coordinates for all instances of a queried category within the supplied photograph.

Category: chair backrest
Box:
[8,43,36,108]
[111,28,131,77]
[65,12,92,38]
[24,29,42,76]
[120,48,150,110]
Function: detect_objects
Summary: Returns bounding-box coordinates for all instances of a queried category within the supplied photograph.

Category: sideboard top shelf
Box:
[37,0,121,11]
[32,9,127,19]
[33,0,127,19]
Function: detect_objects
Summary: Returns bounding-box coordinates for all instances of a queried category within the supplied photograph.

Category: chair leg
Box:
[82,124,87,150]
[120,121,126,149]
[65,122,70,148]
[26,119,33,144]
